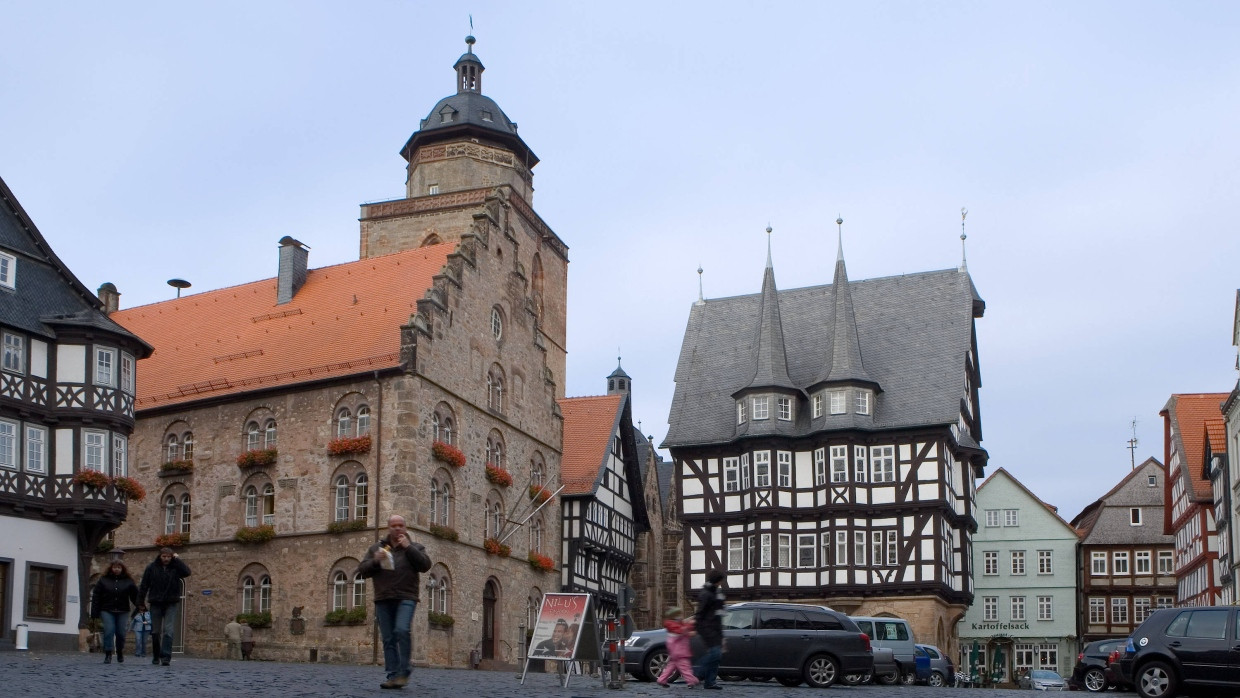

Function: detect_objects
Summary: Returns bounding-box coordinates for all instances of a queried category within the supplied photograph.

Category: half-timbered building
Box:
[1203,418,1231,604]
[557,375,649,618]
[663,229,987,654]
[1160,393,1226,606]
[0,175,151,650]
[1225,295,1240,603]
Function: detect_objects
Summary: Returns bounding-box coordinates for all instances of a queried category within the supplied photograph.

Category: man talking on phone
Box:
[360,514,432,689]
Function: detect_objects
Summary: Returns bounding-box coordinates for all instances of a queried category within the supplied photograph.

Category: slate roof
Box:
[1073,458,1173,545]
[0,175,149,350]
[664,264,982,448]
[657,458,675,508]
[816,251,876,388]
[978,467,1080,538]
[1161,393,1227,501]
[738,257,796,395]
[558,394,624,495]
[111,244,451,410]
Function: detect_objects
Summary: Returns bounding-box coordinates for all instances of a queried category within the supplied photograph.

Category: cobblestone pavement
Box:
[1,651,1035,698]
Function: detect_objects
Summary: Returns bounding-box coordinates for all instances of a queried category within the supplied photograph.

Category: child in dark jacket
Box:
[656,607,701,688]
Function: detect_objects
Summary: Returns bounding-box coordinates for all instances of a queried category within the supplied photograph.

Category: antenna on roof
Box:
[695,265,705,306]
[959,207,969,272]
[167,278,191,299]
[1127,418,1139,469]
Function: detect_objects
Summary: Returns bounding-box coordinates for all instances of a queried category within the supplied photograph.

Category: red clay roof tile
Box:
[1169,393,1228,501]
[557,394,623,495]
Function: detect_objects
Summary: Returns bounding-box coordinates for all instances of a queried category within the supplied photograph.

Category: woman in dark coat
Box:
[91,560,139,664]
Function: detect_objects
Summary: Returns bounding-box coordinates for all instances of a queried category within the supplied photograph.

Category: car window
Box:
[803,610,844,631]
[856,620,874,636]
[1185,610,1228,639]
[1165,611,1191,637]
[722,609,755,631]
[923,646,940,658]
[876,621,909,641]
[1099,641,1120,654]
[759,609,800,630]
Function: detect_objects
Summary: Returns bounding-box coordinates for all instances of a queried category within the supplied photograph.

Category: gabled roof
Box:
[1161,393,1228,501]
[558,394,624,495]
[664,267,981,448]
[1072,458,1172,545]
[977,467,1081,538]
[112,244,451,410]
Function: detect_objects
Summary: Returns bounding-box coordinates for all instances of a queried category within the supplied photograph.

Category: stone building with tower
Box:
[105,37,571,667]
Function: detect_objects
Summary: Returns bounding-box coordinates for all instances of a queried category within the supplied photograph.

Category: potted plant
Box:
[234,524,276,544]
[113,476,147,501]
[236,448,278,469]
[237,611,272,629]
[483,537,510,557]
[431,441,466,468]
[327,434,372,456]
[73,470,110,490]
[485,465,513,487]
[428,524,459,541]
[527,551,554,572]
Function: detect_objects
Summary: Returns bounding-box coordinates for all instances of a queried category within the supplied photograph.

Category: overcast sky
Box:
[3,2,1238,521]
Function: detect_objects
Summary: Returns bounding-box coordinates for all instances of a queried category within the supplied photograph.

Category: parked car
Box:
[851,616,918,684]
[917,643,956,687]
[622,602,874,688]
[843,647,898,685]
[1019,669,1068,691]
[1068,638,1129,692]
[1117,605,1240,698]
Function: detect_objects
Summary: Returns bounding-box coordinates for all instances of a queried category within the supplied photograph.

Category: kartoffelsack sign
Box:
[521,593,601,687]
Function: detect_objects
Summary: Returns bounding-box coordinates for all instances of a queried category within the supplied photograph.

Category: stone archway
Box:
[481,579,498,659]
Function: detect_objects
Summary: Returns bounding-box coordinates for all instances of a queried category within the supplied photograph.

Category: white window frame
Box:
[853,447,867,483]
[112,433,127,477]
[835,531,847,565]
[25,424,47,474]
[83,429,107,473]
[983,596,998,622]
[740,453,750,490]
[870,445,895,483]
[777,397,792,421]
[798,533,816,568]
[1134,597,1152,623]
[728,538,744,571]
[1157,551,1174,575]
[829,390,846,415]
[983,550,998,575]
[1130,508,1142,526]
[752,396,769,420]
[1088,597,1106,623]
[830,445,848,483]
[723,457,739,492]
[94,347,116,387]
[1113,551,1129,575]
[2,332,24,373]
[1091,551,1107,575]
[885,530,897,566]
[754,451,771,488]
[1038,550,1053,575]
[813,448,826,486]
[1109,597,1126,624]
[759,533,772,568]
[0,251,14,289]
[1038,595,1053,621]
[1011,550,1026,575]
[1004,509,1019,526]
[776,451,791,487]
[778,533,791,568]
[490,307,503,341]
[1011,595,1026,621]
[120,352,135,394]
[737,400,746,424]
[0,419,16,470]
[1135,550,1152,574]
[855,389,871,415]
[985,510,1000,527]
[812,393,823,418]
[854,531,866,565]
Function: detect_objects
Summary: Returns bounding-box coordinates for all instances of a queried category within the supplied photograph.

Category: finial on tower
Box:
[467,15,475,52]
[695,265,705,305]
[835,215,844,262]
[765,224,773,269]
[959,206,969,272]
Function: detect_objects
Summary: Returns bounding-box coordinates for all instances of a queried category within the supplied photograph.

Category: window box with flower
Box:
[429,524,459,541]
[160,460,194,476]
[528,484,553,505]
[483,537,510,557]
[527,551,554,572]
[113,476,147,501]
[234,524,276,544]
[327,434,371,457]
[237,611,272,629]
[326,518,368,534]
[324,607,367,626]
[237,449,278,469]
[485,465,513,487]
[428,611,455,629]
[154,532,189,548]
[431,441,465,468]
[73,470,111,490]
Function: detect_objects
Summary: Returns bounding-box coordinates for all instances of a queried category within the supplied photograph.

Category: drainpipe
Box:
[371,370,383,666]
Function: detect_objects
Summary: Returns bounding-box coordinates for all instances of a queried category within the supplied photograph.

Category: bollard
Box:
[16,623,29,650]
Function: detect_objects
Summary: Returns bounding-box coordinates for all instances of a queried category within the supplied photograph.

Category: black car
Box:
[1069,638,1128,692]
[1117,605,1240,698]
[622,602,874,688]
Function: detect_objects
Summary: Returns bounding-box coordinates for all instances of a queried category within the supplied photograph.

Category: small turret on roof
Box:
[734,226,796,397]
[811,218,878,392]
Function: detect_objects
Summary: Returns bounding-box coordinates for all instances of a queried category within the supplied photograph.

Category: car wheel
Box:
[928,671,945,687]
[1135,661,1177,698]
[803,654,840,688]
[719,674,745,682]
[876,669,900,685]
[642,649,669,683]
[1084,668,1108,692]
[842,671,871,686]
[900,668,916,685]
[777,677,803,687]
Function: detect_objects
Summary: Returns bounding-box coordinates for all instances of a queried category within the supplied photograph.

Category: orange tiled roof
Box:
[112,244,451,409]
[557,394,623,495]
[1205,417,1227,455]
[1169,393,1228,500]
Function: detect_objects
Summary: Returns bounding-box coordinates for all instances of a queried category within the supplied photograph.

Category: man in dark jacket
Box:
[359,514,432,689]
[693,569,727,690]
[138,548,191,666]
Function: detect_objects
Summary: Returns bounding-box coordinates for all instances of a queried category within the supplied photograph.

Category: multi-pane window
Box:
[1091,551,1107,575]
[777,533,791,568]
[777,397,792,421]
[1158,551,1174,574]
[486,366,505,412]
[245,486,259,527]
[1113,551,1130,575]
[352,572,366,608]
[812,393,823,418]
[355,474,369,521]
[870,445,895,483]
[1155,596,1173,609]
[25,425,46,473]
[95,347,116,387]
[1014,645,1035,674]
[855,389,871,415]
[830,446,847,483]
[835,531,847,565]
[983,596,998,621]
[1037,596,1053,621]
[490,307,503,340]
[0,420,15,470]
[333,571,348,611]
[885,530,897,566]
[165,495,179,534]
[2,332,23,373]
[247,422,261,451]
[335,476,351,521]
[1110,598,1127,624]
[1038,645,1058,670]
[486,432,505,468]
[723,457,739,492]
[1004,509,1019,526]
[853,448,867,483]
[740,453,750,489]
[1136,551,1152,574]
[829,390,845,414]
[25,565,64,620]
[181,494,191,533]
[264,420,277,449]
[0,252,14,289]
[983,551,998,575]
[728,538,744,570]
[1011,550,1026,575]
[776,451,791,487]
[854,531,866,566]
[356,406,370,435]
[336,408,352,438]
[985,510,1000,527]
[262,484,275,525]
[432,405,455,445]
[529,518,543,554]
[1089,598,1106,623]
[120,353,134,394]
[1038,550,1053,574]
[242,577,255,613]
[752,396,769,420]
[432,576,449,614]
[813,448,826,486]
[1134,597,1152,623]
[736,400,747,424]
[759,533,772,568]
[112,435,127,477]
[83,430,107,473]
[754,451,771,487]
[1011,596,1026,621]
[259,576,271,613]
[798,534,815,567]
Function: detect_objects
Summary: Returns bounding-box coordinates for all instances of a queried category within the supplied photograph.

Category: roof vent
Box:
[277,236,309,305]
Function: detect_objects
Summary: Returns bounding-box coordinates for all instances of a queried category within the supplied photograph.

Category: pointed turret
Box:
[739,228,796,394]
[812,218,879,392]
[607,357,631,396]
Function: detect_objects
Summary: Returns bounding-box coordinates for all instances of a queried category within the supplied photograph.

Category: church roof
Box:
[558,394,624,495]
[1161,393,1227,502]
[664,266,982,448]
[111,243,451,410]
[0,175,150,351]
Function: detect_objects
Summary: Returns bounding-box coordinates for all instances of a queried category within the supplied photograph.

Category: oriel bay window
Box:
[776,452,791,487]
[83,430,107,473]
[870,445,895,483]
[728,538,744,571]
[723,457,739,492]
[813,448,826,485]
[777,533,791,567]
[797,534,815,568]
[830,446,847,483]
[754,451,771,487]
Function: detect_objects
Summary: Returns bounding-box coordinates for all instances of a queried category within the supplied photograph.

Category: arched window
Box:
[180,493,191,533]
[334,476,350,522]
[531,253,545,322]
[352,571,366,607]
[242,577,255,613]
[164,495,177,534]
[490,306,504,341]
[432,404,455,445]
[531,452,545,488]
[182,433,194,460]
[165,434,180,463]
[435,576,449,614]
[332,571,348,611]
[264,420,277,449]
[526,588,542,630]
[262,484,275,526]
[336,408,352,438]
[244,486,258,527]
[529,517,543,554]
[486,431,505,469]
[259,575,272,612]
[246,421,261,451]
[485,498,503,539]
[438,481,451,526]
[356,406,370,435]
[487,365,505,411]
[429,478,439,524]
[355,474,369,521]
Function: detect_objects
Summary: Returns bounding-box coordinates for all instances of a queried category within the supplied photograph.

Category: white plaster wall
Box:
[1,517,80,637]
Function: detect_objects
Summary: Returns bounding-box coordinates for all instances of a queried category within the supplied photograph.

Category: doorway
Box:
[0,560,9,641]
[482,580,497,659]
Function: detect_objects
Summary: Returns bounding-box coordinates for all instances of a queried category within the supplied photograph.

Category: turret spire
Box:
[741,226,795,392]
[959,207,969,272]
[455,34,483,94]
[814,217,878,390]
[695,265,705,306]
[836,215,844,262]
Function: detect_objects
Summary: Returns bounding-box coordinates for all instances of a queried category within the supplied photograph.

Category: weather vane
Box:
[1128,419,1139,470]
[960,207,969,271]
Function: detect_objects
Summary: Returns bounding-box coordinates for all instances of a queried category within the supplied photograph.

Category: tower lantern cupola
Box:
[607,357,632,396]
[455,35,483,94]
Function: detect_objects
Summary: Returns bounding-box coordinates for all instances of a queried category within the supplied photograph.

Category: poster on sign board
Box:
[521,593,601,687]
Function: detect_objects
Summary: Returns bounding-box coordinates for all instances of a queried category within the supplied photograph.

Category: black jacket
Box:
[358,535,432,602]
[139,555,192,606]
[694,582,726,647]
[90,574,138,618]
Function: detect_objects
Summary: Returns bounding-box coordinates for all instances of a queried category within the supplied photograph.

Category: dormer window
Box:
[855,389,872,415]
[777,397,792,421]
[811,393,823,418]
[829,390,846,415]
[428,184,440,195]
[439,106,456,123]
[752,396,770,420]
[736,400,747,424]
[0,251,15,289]
[479,110,493,122]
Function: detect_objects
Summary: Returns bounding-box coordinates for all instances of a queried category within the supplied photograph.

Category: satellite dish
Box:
[167,278,191,298]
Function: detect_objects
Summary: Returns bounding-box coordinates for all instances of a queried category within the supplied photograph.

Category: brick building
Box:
[106,36,571,667]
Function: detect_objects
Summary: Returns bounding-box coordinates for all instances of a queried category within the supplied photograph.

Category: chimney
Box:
[276,236,309,305]
[97,282,120,314]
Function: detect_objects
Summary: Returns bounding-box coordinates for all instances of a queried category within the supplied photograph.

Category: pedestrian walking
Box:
[130,606,151,658]
[90,560,139,664]
[692,569,727,690]
[656,607,700,688]
[239,619,254,660]
[359,514,431,689]
[138,547,191,667]
[225,617,242,660]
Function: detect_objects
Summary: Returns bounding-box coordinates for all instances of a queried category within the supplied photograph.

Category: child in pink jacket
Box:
[657,607,701,688]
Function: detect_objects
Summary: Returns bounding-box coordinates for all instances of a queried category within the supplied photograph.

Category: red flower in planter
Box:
[528,485,553,505]
[73,470,110,489]
[113,476,147,501]
[154,532,189,547]
[432,441,466,468]
[527,551,555,572]
[485,465,513,487]
[483,537,511,557]
[328,434,372,456]
[237,449,278,469]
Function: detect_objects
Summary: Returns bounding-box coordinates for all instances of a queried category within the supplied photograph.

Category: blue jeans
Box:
[99,611,128,653]
[133,630,148,657]
[149,603,180,661]
[375,599,416,680]
[694,645,723,687]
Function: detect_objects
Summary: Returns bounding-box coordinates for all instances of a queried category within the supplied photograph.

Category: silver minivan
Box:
[850,616,918,684]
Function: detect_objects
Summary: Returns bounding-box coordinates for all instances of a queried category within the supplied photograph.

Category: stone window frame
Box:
[526,587,543,630]
[429,468,454,528]
[530,451,546,488]
[328,557,364,612]
[431,402,457,446]
[484,490,505,540]
[425,563,452,615]
[239,563,273,615]
[243,407,278,452]
[241,471,275,528]
[528,514,543,555]
[485,430,506,469]
[490,305,505,342]
[333,392,372,439]
[330,461,368,524]
[161,483,191,534]
[486,364,506,413]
